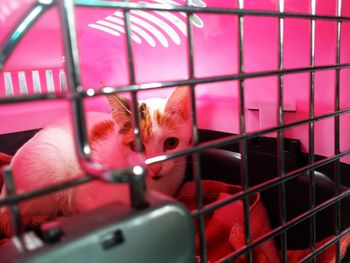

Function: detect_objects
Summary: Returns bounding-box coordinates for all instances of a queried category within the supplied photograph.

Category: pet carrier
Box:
[0,0,350,262]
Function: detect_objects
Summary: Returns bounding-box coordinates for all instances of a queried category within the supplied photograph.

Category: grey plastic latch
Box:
[1,192,195,263]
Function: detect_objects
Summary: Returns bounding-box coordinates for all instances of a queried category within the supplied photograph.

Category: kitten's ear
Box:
[106,94,132,124]
[164,86,191,120]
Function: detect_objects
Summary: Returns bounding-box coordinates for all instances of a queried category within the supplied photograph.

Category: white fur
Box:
[0,89,192,218]
[142,98,191,195]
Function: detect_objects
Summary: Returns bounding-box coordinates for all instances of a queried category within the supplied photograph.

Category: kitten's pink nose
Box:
[149,163,162,176]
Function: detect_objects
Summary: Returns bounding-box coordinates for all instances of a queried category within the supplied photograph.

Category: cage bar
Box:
[0,1,350,262]
[74,0,350,22]
[277,0,288,261]
[308,0,317,260]
[122,0,148,208]
[185,0,207,261]
[3,62,350,105]
[237,0,253,262]
[334,0,343,261]
[3,166,21,237]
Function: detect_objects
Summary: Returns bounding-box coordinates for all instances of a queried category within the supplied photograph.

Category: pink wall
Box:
[0,0,350,162]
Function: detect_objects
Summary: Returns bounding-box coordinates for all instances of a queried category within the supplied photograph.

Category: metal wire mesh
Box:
[0,0,350,262]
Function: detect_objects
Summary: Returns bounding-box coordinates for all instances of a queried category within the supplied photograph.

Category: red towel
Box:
[177,180,280,263]
[177,180,350,262]
[0,159,349,262]
[287,234,350,263]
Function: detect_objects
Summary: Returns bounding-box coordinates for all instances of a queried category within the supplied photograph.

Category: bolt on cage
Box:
[0,0,350,262]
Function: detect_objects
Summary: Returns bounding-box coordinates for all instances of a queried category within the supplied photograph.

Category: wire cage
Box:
[1,0,350,262]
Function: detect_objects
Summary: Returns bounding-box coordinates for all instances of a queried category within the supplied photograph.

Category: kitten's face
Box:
[107,87,192,195]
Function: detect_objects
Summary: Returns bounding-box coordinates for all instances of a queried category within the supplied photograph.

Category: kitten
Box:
[0,86,192,216]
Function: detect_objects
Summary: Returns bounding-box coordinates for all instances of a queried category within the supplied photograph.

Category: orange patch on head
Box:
[119,104,153,148]
[89,120,115,145]
[140,104,152,143]
[155,110,176,131]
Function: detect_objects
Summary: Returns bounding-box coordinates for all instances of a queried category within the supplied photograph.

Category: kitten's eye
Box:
[164,137,179,151]
[129,141,145,152]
